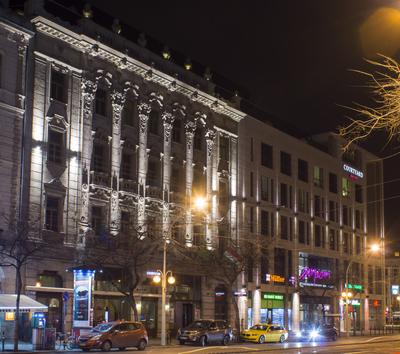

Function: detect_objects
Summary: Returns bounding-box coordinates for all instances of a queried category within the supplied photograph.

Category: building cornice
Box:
[31,16,246,123]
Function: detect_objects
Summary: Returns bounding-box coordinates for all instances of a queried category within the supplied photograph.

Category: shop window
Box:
[355,184,363,203]
[172,119,182,143]
[298,158,308,182]
[148,110,159,135]
[261,210,269,236]
[313,166,323,188]
[45,196,61,232]
[47,129,64,164]
[329,173,338,193]
[92,144,106,173]
[342,177,351,197]
[298,189,309,213]
[95,88,107,116]
[122,99,135,126]
[280,151,291,176]
[261,143,273,169]
[38,271,63,287]
[50,69,67,103]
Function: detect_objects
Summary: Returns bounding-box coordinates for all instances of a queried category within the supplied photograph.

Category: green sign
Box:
[348,284,363,291]
[263,293,284,300]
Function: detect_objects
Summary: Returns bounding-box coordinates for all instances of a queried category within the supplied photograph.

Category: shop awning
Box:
[0,295,48,312]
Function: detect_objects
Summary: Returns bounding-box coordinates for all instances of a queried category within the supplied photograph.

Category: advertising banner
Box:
[73,270,95,328]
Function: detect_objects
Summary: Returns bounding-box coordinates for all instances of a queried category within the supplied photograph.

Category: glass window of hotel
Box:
[171,166,183,194]
[313,166,324,188]
[314,224,324,247]
[280,215,292,240]
[329,229,338,251]
[298,158,308,182]
[261,210,269,236]
[298,189,309,213]
[280,183,292,208]
[274,248,286,278]
[355,210,363,229]
[172,119,182,143]
[260,175,268,201]
[342,205,349,225]
[50,69,67,103]
[91,206,104,235]
[47,129,64,164]
[122,99,135,126]
[355,184,363,203]
[270,212,275,238]
[120,153,132,179]
[356,235,362,254]
[280,151,291,176]
[343,232,350,254]
[342,177,351,197]
[249,207,254,233]
[298,220,306,244]
[45,196,60,232]
[147,159,160,187]
[219,136,230,161]
[249,171,254,197]
[148,110,159,135]
[328,173,338,193]
[260,256,269,284]
[95,88,107,116]
[92,144,106,172]
[328,200,338,222]
[314,195,324,218]
[261,143,273,168]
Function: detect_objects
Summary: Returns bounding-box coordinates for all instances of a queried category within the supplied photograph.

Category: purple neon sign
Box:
[299,267,331,283]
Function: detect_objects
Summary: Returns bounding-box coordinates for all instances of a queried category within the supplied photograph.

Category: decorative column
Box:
[78,78,97,241]
[292,292,300,332]
[205,129,216,250]
[230,136,238,243]
[161,111,174,242]
[252,288,261,326]
[109,89,126,235]
[184,120,196,247]
[137,101,151,234]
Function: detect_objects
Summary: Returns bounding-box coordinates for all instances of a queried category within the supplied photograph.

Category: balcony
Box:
[170,191,185,205]
[91,171,110,186]
[119,178,137,193]
[147,186,163,200]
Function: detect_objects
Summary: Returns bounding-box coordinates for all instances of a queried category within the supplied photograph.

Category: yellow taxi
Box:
[241,324,288,344]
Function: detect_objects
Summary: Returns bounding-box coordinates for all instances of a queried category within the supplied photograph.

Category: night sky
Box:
[87,0,400,251]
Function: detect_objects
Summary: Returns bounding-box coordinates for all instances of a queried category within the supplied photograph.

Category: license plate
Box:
[180,336,188,339]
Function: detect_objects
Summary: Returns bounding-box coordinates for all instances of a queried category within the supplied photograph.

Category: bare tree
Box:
[339,55,400,150]
[0,219,44,351]
[83,226,161,322]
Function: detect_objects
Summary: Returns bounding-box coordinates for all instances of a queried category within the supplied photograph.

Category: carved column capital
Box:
[111,89,126,126]
[162,111,175,143]
[205,129,216,157]
[82,78,97,118]
[137,101,151,133]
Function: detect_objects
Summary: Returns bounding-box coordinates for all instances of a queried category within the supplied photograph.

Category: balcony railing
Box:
[91,171,110,186]
[119,178,137,193]
[147,186,163,200]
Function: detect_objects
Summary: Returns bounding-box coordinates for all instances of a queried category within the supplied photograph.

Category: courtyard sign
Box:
[343,164,364,179]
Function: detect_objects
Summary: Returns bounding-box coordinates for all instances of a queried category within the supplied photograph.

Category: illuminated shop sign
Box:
[348,284,363,291]
[350,300,360,306]
[298,267,333,289]
[343,164,364,179]
[263,293,284,300]
[73,269,95,328]
[265,274,285,283]
[234,290,247,297]
[392,285,399,295]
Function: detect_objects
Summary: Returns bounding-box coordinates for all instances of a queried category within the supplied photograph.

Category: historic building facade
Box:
[238,116,385,332]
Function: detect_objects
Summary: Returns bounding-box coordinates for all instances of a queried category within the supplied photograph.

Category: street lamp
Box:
[343,243,381,336]
[193,196,207,212]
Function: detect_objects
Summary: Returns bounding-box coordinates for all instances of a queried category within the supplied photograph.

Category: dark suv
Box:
[177,320,232,346]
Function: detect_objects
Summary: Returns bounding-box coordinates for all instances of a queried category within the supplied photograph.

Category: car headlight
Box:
[295,331,302,338]
[310,330,319,339]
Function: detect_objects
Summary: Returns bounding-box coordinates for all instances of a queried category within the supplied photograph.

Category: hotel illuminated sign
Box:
[343,164,364,179]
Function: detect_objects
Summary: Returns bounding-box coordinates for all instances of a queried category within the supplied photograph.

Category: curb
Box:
[211,336,400,354]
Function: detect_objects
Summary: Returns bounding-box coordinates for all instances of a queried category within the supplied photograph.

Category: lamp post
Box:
[153,239,175,346]
[343,243,380,336]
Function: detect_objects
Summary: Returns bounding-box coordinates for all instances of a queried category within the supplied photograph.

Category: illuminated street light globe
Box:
[153,274,161,284]
[167,275,176,285]
[194,196,206,211]
[370,243,380,253]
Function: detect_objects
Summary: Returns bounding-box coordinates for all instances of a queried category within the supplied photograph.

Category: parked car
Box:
[78,321,148,351]
[241,324,288,344]
[294,323,338,341]
[177,319,233,346]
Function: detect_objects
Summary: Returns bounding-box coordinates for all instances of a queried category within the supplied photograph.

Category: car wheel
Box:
[332,333,337,341]
[179,340,185,345]
[222,335,229,346]
[118,347,126,351]
[279,335,285,343]
[258,335,265,344]
[101,341,111,352]
[199,336,207,347]
[137,339,146,351]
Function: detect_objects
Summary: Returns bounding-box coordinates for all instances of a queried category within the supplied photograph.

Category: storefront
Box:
[260,293,286,327]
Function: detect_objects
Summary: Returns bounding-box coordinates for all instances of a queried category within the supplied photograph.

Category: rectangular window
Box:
[314,195,324,218]
[147,159,159,187]
[260,256,269,284]
[172,120,182,143]
[280,216,292,240]
[120,211,130,234]
[260,175,270,201]
[342,205,349,225]
[247,258,253,283]
[95,88,107,116]
[329,200,338,222]
[314,224,324,248]
[92,206,103,236]
[50,70,67,103]
[298,189,309,213]
[261,143,273,168]
[249,207,254,233]
[123,100,135,126]
[45,196,60,232]
[149,111,159,135]
[250,172,254,197]
[342,177,351,197]
[329,229,338,251]
[194,129,202,150]
[280,151,291,176]
[48,130,63,164]
[329,173,338,193]
[120,153,132,179]
[298,220,306,244]
[343,232,350,254]
[355,184,363,203]
[250,137,254,162]
[355,210,363,229]
[280,183,288,207]
[298,159,308,182]
[93,144,106,173]
[356,235,361,254]
[261,210,269,236]
[313,166,323,188]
